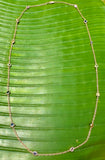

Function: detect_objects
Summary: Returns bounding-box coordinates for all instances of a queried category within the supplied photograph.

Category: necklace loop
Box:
[7,1,100,156]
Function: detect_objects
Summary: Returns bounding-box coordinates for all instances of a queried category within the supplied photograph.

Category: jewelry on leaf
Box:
[7,1,100,156]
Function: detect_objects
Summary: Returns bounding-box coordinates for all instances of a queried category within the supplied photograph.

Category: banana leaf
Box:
[0,0,105,160]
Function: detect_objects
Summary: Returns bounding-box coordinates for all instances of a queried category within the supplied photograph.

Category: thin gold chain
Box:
[7,1,100,156]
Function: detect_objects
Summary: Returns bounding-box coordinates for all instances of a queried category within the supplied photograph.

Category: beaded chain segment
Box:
[7,1,100,156]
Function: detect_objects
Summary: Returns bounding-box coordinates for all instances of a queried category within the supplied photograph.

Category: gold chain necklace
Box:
[7,1,100,156]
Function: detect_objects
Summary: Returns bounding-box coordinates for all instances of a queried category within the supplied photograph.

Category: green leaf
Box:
[0,0,105,160]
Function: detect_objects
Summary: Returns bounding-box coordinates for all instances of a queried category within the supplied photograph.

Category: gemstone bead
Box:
[70,147,74,152]
[16,19,20,24]
[96,92,100,97]
[33,151,37,155]
[7,63,12,67]
[74,5,77,8]
[84,20,88,23]
[90,123,94,128]
[6,91,11,95]
[10,123,16,128]
[95,64,98,68]
[26,6,30,9]
[12,39,15,44]
[49,1,55,4]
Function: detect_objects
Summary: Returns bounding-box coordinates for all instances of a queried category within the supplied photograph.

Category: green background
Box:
[0,0,105,160]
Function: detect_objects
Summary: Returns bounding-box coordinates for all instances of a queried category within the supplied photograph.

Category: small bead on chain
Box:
[90,41,93,44]
[74,4,77,8]
[84,19,88,24]
[96,92,100,97]
[70,147,74,152]
[90,123,94,128]
[33,151,38,156]
[6,91,11,95]
[48,1,55,4]
[16,19,20,24]
[10,123,16,128]
[26,6,30,9]
[12,39,15,44]
[7,63,12,67]
[95,64,98,69]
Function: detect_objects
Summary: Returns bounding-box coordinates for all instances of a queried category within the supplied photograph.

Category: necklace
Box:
[7,1,100,156]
